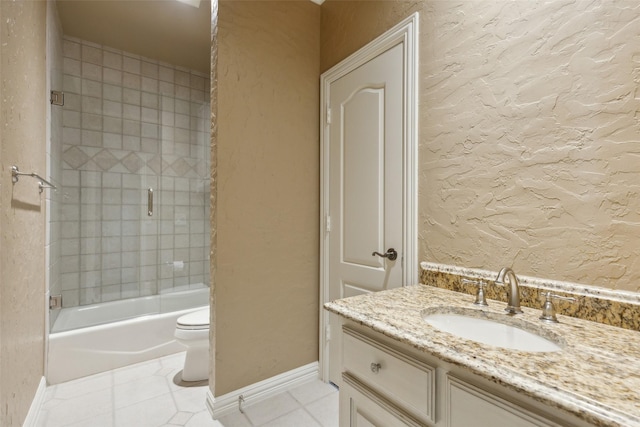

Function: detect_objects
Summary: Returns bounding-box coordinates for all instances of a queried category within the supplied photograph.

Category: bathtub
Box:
[48,287,209,384]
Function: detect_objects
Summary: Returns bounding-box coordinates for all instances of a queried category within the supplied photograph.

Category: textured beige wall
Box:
[215,1,320,395]
[321,0,640,292]
[321,1,422,71]
[0,0,47,425]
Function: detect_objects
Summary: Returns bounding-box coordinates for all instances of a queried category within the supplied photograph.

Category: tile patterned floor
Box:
[36,352,338,427]
[216,380,338,427]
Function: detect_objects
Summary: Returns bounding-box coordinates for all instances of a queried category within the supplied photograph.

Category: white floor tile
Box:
[160,352,186,370]
[288,380,336,406]
[51,370,113,399]
[113,374,172,409]
[37,387,113,426]
[166,370,204,392]
[259,408,321,427]
[216,410,253,427]
[172,385,209,413]
[168,410,194,425]
[185,410,223,427]
[243,393,301,426]
[114,392,177,426]
[112,358,163,386]
[67,414,115,427]
[37,353,338,427]
[305,392,339,427]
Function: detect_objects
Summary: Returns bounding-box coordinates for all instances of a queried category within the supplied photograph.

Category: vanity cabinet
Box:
[444,375,562,427]
[339,323,590,427]
[340,327,435,426]
[340,376,424,427]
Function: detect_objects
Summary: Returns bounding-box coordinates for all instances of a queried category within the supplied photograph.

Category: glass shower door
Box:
[54,38,210,332]
[155,86,210,312]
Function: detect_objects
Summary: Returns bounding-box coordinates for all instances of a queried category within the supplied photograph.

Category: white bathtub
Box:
[48,287,209,384]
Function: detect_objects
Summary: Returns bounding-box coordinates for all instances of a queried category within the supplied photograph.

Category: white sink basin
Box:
[423,310,562,353]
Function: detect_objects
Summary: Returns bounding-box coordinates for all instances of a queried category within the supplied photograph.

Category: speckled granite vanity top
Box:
[325,285,640,427]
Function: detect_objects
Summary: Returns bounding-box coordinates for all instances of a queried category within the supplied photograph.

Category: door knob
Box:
[372,248,398,261]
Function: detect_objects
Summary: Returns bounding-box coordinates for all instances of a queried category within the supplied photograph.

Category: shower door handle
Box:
[148,188,153,216]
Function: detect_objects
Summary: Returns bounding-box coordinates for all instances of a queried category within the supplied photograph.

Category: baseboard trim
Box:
[23,376,47,427]
[206,361,319,419]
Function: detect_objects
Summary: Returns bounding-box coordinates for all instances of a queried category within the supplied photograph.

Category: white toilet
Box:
[174,307,210,382]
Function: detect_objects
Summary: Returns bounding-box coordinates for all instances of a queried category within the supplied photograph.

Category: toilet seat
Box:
[176,308,209,330]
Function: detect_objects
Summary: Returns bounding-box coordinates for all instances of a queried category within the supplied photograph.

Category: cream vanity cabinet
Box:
[340,327,436,426]
[339,323,591,427]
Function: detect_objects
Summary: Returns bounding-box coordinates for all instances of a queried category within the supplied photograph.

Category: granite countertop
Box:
[324,285,640,427]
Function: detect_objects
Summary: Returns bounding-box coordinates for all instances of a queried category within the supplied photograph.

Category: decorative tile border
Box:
[420,262,640,331]
[62,145,207,177]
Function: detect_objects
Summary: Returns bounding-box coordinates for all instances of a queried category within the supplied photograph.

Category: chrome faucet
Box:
[495,267,523,314]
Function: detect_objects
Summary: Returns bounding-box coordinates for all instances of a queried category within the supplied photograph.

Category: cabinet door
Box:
[342,327,435,423]
[445,375,562,427]
[341,374,427,427]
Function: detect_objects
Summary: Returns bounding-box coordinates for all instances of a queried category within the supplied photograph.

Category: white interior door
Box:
[327,44,404,387]
[320,12,419,388]
[329,42,404,301]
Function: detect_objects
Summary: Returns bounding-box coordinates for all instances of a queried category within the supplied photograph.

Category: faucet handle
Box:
[539,291,576,323]
[461,279,488,306]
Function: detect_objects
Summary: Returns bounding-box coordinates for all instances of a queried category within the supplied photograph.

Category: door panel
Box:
[328,43,404,386]
[329,43,404,300]
[343,282,376,298]
[342,88,384,268]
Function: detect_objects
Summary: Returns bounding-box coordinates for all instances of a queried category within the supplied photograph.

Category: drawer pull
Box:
[370,362,382,373]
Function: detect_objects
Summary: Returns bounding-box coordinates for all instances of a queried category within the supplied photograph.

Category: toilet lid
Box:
[177,308,210,330]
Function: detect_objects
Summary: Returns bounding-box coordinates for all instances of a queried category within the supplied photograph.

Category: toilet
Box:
[175,307,210,382]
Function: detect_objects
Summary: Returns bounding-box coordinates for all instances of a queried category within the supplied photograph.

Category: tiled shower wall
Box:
[60,36,210,308]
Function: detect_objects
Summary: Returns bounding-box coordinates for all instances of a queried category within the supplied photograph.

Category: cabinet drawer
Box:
[445,375,563,427]
[341,373,425,427]
[342,327,435,423]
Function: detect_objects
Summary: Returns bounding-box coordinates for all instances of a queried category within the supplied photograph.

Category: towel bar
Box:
[11,165,57,193]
